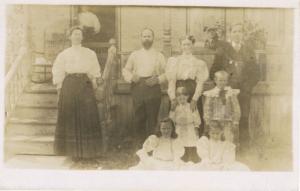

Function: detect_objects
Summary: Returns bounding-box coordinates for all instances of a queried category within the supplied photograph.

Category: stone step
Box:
[5,135,55,155]
[10,107,57,125]
[24,82,57,94]
[17,93,58,109]
[6,123,55,136]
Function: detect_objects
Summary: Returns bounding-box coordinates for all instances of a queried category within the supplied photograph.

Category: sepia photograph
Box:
[2,3,295,175]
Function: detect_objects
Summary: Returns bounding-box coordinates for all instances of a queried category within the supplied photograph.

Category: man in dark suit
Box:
[209,23,260,150]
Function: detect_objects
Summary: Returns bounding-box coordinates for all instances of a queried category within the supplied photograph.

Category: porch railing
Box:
[5,46,31,121]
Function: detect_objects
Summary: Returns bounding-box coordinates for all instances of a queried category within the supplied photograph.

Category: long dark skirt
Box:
[54,73,102,160]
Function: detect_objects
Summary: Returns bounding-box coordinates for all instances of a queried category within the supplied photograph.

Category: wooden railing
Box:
[5,46,31,121]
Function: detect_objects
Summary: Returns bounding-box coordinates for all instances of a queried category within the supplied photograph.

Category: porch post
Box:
[162,8,171,58]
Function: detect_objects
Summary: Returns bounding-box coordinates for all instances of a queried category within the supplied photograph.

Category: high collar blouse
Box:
[166,54,209,101]
[52,45,101,89]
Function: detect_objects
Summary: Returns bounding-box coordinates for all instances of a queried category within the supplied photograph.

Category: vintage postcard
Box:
[0,0,299,190]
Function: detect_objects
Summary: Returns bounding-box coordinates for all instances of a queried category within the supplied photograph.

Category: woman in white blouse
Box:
[52,26,102,169]
[166,35,209,161]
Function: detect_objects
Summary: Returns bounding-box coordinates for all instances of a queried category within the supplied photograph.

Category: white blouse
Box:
[52,45,101,89]
[166,54,209,101]
[137,135,185,161]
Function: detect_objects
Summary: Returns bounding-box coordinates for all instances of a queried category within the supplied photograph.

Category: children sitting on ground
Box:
[169,86,201,164]
[130,118,185,170]
[195,120,250,171]
[203,70,241,146]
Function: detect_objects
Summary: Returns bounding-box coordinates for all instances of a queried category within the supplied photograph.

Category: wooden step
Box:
[17,93,58,109]
[24,82,57,94]
[9,117,56,125]
[5,135,55,155]
[6,123,55,136]
[10,107,57,124]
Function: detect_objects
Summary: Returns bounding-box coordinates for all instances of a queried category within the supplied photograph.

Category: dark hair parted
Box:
[180,35,196,44]
[141,27,155,37]
[155,117,178,139]
[67,26,84,37]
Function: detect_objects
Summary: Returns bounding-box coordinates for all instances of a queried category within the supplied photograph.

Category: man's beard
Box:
[142,40,153,49]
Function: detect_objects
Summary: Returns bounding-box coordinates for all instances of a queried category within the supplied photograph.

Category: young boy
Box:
[203,70,241,146]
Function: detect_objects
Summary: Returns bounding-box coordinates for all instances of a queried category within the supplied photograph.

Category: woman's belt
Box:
[66,73,87,77]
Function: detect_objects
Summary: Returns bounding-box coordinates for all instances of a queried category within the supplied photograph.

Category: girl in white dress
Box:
[130,118,185,170]
[170,86,201,163]
[195,120,250,171]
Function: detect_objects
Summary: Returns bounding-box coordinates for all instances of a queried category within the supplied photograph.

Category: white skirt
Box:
[176,125,199,147]
[130,157,179,170]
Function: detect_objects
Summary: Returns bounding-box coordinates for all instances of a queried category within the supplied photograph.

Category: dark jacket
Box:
[209,41,260,94]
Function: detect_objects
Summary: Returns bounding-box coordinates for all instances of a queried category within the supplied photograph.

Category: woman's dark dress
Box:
[54,73,102,159]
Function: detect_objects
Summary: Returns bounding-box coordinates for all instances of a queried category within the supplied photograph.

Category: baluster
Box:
[9,84,13,117]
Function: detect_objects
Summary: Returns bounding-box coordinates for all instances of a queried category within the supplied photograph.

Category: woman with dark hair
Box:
[52,26,102,169]
[166,35,209,137]
[130,118,185,170]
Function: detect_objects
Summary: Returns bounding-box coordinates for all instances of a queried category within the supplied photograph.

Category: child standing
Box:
[203,70,241,146]
[130,118,185,170]
[196,120,249,171]
[170,86,201,163]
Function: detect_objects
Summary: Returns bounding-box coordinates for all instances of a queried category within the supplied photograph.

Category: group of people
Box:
[51,23,260,170]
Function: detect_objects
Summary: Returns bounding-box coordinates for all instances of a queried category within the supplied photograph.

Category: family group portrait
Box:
[3,4,294,171]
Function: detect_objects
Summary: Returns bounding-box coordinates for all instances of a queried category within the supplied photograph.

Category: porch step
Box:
[5,135,55,155]
[10,107,57,124]
[17,93,58,109]
[9,117,56,125]
[24,82,57,94]
[6,123,55,136]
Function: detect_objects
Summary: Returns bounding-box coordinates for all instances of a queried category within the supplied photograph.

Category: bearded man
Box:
[122,28,167,148]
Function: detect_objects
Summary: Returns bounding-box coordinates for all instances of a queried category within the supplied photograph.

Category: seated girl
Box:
[195,120,250,171]
[130,118,185,170]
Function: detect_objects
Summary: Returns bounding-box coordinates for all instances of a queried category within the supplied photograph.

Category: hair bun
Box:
[187,35,196,44]
[180,35,196,44]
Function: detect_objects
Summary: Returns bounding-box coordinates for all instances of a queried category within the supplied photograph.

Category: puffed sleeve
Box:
[196,136,210,162]
[122,52,135,83]
[166,57,177,100]
[192,60,209,101]
[143,135,159,153]
[52,51,66,89]
[136,135,159,159]
[157,52,167,84]
[222,142,236,164]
